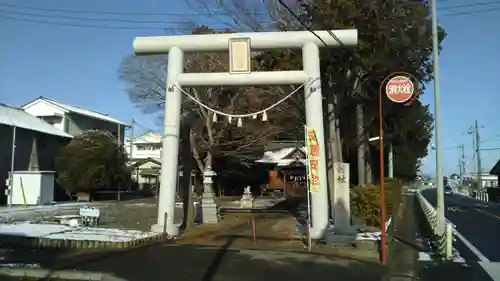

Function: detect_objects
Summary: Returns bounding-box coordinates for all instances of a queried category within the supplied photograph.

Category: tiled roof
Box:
[256,145,306,164]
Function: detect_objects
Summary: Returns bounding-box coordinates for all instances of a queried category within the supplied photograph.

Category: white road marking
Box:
[453,228,489,262]
[418,252,433,261]
[424,191,500,280]
[449,215,500,280]
[479,262,500,281]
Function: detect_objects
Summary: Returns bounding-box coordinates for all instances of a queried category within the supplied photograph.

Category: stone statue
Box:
[240,186,254,208]
[244,186,251,195]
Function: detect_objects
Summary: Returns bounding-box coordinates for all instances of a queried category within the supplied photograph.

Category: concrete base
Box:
[201,187,220,224]
[151,223,180,236]
[309,227,328,240]
[324,233,357,246]
[240,197,254,208]
[201,203,220,223]
[331,225,358,235]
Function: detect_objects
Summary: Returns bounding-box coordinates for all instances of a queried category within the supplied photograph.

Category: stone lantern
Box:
[201,166,220,223]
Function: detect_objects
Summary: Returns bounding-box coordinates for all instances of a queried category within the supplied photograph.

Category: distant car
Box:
[444,186,453,195]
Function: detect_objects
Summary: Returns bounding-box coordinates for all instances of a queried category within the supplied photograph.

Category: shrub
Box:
[55,130,131,195]
[350,178,402,227]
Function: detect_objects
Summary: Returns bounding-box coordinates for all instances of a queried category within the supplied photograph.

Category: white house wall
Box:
[37,116,65,132]
[52,117,65,132]
[125,132,162,161]
[23,100,66,117]
[134,132,162,144]
[23,98,126,143]
[66,114,125,143]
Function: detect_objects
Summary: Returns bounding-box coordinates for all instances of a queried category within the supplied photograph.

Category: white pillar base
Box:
[151,223,180,236]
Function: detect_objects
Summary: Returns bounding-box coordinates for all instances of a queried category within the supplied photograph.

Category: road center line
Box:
[474,208,500,219]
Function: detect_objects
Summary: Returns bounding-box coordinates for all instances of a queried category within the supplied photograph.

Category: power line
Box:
[134,124,151,132]
[0,4,497,31]
[0,9,194,25]
[275,0,371,94]
[0,3,268,16]
[480,133,500,143]
[132,120,157,133]
[0,15,225,31]
[0,2,498,19]
[480,147,500,151]
[445,6,500,16]
[274,0,328,46]
[440,0,500,10]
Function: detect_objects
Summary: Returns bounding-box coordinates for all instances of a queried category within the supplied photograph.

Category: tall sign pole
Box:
[304,125,312,251]
[380,71,418,265]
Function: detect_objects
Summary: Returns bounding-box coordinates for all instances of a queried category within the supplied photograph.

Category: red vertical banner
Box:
[306,128,320,192]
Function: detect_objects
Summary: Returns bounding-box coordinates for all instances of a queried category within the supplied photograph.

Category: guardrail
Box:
[416,191,454,259]
[455,189,489,202]
[474,191,489,202]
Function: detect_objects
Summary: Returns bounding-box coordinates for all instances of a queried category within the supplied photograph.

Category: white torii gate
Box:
[133,29,358,238]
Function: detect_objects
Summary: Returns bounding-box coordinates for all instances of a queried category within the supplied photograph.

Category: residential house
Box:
[129,158,161,195]
[464,172,498,189]
[124,131,162,162]
[22,96,128,143]
[489,161,500,188]
[125,132,197,196]
[256,141,307,198]
[0,103,73,205]
[488,160,500,202]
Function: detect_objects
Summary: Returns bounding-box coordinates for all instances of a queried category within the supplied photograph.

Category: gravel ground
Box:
[0,199,163,232]
[0,196,265,232]
[97,198,165,231]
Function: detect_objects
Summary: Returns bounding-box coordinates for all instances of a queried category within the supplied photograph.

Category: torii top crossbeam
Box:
[133,30,358,54]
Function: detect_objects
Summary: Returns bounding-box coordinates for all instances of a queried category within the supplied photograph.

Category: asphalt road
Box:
[33,244,384,281]
[422,189,500,261]
[422,189,500,280]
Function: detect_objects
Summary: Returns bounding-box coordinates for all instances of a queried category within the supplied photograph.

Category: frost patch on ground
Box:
[295,217,392,241]
[0,263,40,268]
[124,203,156,208]
[0,222,157,242]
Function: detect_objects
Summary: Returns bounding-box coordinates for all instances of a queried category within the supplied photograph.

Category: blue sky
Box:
[1,0,499,176]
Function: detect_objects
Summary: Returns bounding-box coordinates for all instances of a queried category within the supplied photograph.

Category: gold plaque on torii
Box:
[228,37,251,74]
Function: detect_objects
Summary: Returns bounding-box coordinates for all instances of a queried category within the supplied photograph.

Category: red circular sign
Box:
[385,75,414,103]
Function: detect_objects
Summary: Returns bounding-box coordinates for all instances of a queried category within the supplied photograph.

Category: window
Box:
[136,144,160,151]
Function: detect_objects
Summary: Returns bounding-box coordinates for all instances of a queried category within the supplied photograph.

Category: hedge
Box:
[350,178,403,227]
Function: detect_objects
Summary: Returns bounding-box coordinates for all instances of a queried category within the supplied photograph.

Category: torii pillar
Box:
[133,29,358,238]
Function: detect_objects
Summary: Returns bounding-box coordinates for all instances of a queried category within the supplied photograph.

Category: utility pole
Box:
[129,119,136,193]
[459,144,465,185]
[475,120,483,190]
[117,123,122,201]
[117,124,121,146]
[431,0,445,235]
[469,127,477,181]
[129,119,135,163]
